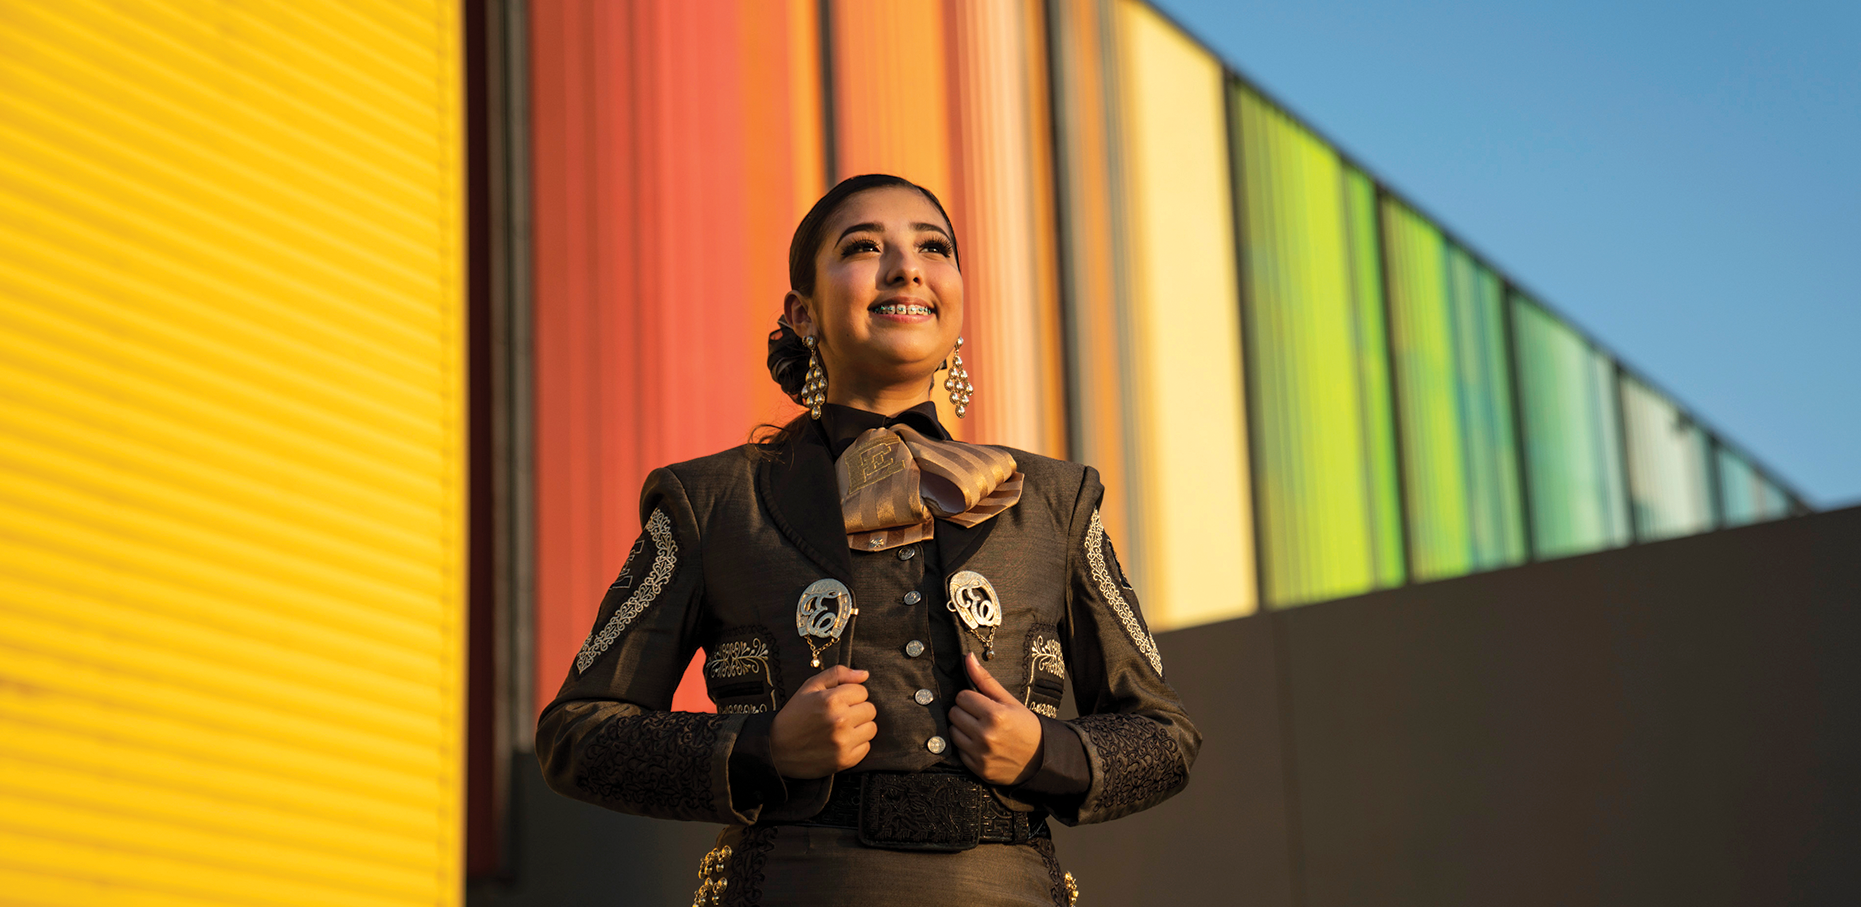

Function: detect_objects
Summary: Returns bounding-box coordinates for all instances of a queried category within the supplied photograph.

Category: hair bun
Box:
[767,319,810,404]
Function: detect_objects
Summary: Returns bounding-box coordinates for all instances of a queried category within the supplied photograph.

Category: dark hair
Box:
[765,174,959,405]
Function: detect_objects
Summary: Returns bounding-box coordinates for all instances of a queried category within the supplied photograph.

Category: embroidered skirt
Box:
[692,824,1071,907]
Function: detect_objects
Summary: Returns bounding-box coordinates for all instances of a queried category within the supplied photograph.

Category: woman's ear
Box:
[784,291,814,336]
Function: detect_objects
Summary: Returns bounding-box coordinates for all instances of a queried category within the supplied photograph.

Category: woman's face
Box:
[786,186,964,400]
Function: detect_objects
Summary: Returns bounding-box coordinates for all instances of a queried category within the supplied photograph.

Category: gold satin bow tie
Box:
[834,425,1024,551]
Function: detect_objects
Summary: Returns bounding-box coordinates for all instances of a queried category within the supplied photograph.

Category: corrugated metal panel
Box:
[0,1,463,904]
[528,0,824,719]
[1344,170,1407,593]
[1234,86,1404,608]
[829,0,956,197]
[947,0,1068,457]
[1621,375,1713,540]
[1511,294,1631,558]
[1382,199,1526,580]
[1755,475,1791,520]
[1115,0,1256,628]
[1049,0,1143,578]
[1717,448,1762,527]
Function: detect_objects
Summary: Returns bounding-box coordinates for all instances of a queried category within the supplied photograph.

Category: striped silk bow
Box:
[834,425,1024,552]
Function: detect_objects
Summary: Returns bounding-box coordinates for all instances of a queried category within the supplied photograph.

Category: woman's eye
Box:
[920,239,952,256]
[842,239,879,255]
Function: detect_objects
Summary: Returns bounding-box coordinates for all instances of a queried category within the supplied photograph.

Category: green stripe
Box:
[1234,87,1403,607]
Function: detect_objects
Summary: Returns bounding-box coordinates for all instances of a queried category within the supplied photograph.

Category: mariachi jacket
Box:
[536,411,1200,829]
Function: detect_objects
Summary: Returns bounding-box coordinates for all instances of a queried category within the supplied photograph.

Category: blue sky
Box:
[1151,0,1861,507]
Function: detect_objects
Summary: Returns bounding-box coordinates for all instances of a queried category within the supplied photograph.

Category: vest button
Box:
[897,546,916,561]
[904,640,925,657]
[914,688,934,705]
[926,735,947,754]
[904,590,921,605]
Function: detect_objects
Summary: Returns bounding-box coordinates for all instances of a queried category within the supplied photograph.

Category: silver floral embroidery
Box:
[1086,510,1162,677]
[1029,635,1065,678]
[574,510,678,673]
[706,639,773,679]
[707,638,778,712]
[719,703,769,714]
[1025,634,1067,709]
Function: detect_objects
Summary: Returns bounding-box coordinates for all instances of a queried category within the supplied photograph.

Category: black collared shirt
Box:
[814,400,950,458]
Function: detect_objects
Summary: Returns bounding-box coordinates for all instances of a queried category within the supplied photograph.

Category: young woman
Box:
[538,174,1199,906]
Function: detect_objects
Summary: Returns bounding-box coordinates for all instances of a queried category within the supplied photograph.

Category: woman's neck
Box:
[826,380,933,418]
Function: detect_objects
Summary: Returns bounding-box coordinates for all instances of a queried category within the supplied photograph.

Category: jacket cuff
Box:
[1012,715,1091,802]
[727,712,786,815]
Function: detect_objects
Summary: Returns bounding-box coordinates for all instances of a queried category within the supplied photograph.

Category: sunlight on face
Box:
[789,186,964,404]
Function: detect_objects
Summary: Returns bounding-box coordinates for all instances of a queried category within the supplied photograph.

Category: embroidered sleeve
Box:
[1056,466,1201,827]
[575,508,679,673]
[538,466,774,826]
[1085,509,1163,677]
[574,708,728,813]
[1070,714,1190,823]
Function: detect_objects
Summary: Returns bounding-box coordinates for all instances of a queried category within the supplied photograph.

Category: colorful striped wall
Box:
[1511,295,1632,558]
[1382,200,1529,581]
[522,0,1810,716]
[1049,0,1144,577]
[2,4,1814,896]
[527,0,825,718]
[1235,86,1404,607]
[1,1,465,904]
[1621,374,1715,541]
[1115,0,1257,624]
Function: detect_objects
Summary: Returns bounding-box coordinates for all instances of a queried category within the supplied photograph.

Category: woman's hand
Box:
[770,665,879,779]
[949,652,1043,786]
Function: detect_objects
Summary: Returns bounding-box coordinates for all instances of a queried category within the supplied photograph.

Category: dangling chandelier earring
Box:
[944,336,973,418]
[802,335,827,420]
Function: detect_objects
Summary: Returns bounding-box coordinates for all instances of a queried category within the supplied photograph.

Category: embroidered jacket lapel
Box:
[756,429,856,583]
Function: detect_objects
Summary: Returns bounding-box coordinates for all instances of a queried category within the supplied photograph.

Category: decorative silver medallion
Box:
[946,570,1002,659]
[947,571,1002,630]
[796,578,856,668]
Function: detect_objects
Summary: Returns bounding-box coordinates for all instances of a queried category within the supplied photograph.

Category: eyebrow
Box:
[835,222,954,244]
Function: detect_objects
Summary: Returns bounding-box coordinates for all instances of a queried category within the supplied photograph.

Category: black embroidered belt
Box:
[784,771,1049,852]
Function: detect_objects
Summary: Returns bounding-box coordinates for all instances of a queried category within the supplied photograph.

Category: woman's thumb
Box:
[966,652,1014,702]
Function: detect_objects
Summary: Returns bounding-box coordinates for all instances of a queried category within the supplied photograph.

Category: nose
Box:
[883,245,924,286]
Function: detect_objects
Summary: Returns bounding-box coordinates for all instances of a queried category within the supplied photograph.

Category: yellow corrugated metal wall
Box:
[0,2,464,904]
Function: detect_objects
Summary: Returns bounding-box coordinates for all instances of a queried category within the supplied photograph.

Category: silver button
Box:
[914,688,934,705]
[904,591,921,605]
[904,639,925,657]
[897,546,916,561]
[926,735,947,754]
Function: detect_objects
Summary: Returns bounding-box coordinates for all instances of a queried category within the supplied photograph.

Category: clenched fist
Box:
[949,652,1043,786]
[770,665,879,779]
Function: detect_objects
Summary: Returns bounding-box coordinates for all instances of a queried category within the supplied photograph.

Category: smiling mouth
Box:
[870,302,935,316]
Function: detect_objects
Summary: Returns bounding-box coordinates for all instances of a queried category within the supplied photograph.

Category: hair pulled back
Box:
[765,174,959,406]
